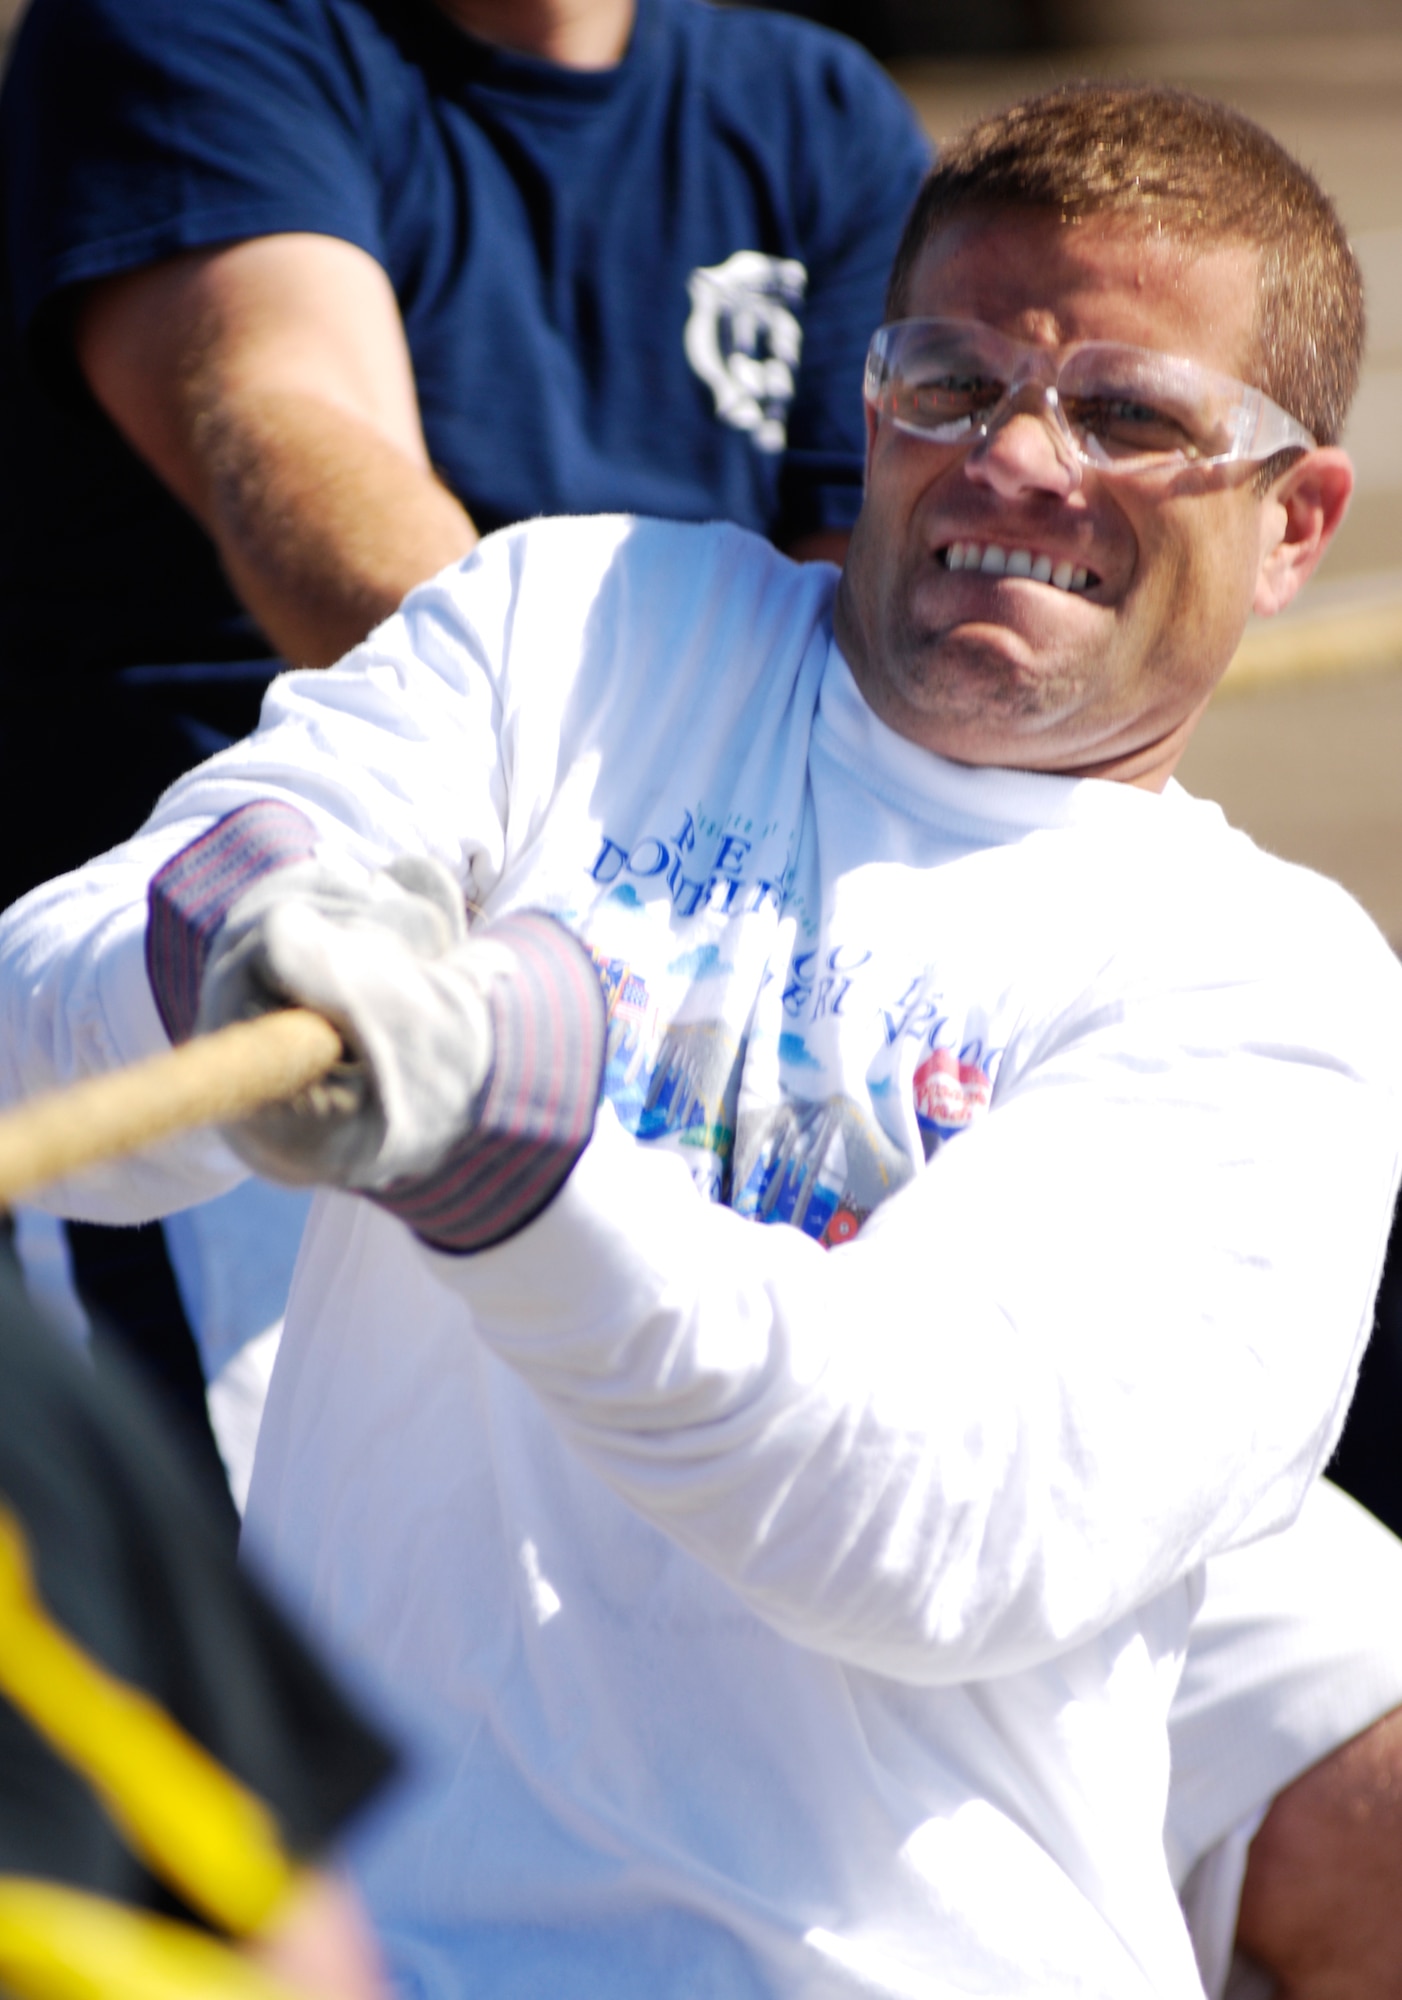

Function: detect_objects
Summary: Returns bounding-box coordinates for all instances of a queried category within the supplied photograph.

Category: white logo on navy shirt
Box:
[684,250,807,452]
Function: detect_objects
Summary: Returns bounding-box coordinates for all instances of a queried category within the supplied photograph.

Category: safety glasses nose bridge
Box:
[963,371,1087,483]
[867,323,1111,471]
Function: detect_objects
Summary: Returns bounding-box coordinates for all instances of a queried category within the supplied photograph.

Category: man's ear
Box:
[1253,447,1354,618]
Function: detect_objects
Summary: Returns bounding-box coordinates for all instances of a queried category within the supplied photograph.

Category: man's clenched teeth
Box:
[942,541,1094,593]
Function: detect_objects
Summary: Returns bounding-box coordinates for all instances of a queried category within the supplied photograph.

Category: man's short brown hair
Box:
[886,82,1364,449]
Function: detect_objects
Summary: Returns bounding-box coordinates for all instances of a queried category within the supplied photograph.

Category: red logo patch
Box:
[913,1047,991,1135]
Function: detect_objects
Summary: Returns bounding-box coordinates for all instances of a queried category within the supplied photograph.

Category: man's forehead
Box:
[903,209,1262,372]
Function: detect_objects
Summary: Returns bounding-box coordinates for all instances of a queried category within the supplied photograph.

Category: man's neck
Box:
[430,0,636,68]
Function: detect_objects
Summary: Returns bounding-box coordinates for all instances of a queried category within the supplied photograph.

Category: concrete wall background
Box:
[1058,0,1402,41]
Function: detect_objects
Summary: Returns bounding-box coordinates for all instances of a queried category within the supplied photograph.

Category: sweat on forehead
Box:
[887,81,1365,448]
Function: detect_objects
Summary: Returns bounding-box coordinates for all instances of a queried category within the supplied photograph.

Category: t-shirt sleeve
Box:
[2,0,387,339]
[776,43,931,541]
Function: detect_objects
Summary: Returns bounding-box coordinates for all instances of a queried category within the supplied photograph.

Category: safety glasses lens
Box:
[870,324,1258,468]
[1055,350,1241,464]
[877,326,1005,440]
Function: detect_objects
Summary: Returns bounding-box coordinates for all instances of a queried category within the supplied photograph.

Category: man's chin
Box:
[902,622,1087,724]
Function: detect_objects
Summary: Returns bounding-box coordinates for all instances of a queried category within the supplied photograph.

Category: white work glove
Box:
[197,851,513,1191]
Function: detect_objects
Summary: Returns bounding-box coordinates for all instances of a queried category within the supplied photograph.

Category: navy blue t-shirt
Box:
[0,0,929,686]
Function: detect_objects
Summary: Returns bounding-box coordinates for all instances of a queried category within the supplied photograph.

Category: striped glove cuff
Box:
[371,909,606,1254]
[147,807,606,1251]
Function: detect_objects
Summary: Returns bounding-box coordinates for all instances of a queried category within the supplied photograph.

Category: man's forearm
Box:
[74,235,480,670]
[197,389,478,668]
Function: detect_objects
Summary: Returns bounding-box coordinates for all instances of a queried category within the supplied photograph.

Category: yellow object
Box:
[0,1879,304,2000]
[0,1505,296,1936]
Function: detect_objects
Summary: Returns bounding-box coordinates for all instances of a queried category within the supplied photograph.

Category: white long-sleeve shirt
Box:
[3,517,1400,1997]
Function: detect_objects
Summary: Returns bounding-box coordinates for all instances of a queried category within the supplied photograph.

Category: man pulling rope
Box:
[4,83,1402,2000]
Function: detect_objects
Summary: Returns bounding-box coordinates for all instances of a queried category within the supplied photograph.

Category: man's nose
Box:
[963,384,1083,499]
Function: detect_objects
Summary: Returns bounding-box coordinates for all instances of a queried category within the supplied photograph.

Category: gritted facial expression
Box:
[835,212,1288,788]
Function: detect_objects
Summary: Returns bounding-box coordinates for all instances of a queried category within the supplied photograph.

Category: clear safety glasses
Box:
[864,318,1317,478]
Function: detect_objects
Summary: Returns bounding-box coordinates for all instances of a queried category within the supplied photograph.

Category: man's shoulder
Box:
[1215,826,1402,1000]
[0,0,385,151]
[476,510,829,579]
[3,0,349,65]
[379,514,837,733]
[1116,796,1402,1062]
[961,793,1402,1112]
[438,513,838,635]
[968,780,1400,1016]
[1163,791,1389,938]
[0,0,445,334]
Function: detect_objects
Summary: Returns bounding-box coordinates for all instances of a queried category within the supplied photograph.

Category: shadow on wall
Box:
[744,0,1402,58]
[739,0,1060,58]
[0,0,27,68]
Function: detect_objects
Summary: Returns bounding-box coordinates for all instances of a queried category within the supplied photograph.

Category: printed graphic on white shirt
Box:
[590,950,745,1204]
[684,250,807,452]
[578,804,1003,1241]
[731,1092,910,1245]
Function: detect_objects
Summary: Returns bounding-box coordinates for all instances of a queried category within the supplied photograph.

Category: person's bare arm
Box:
[249,1868,389,2000]
[74,233,479,668]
